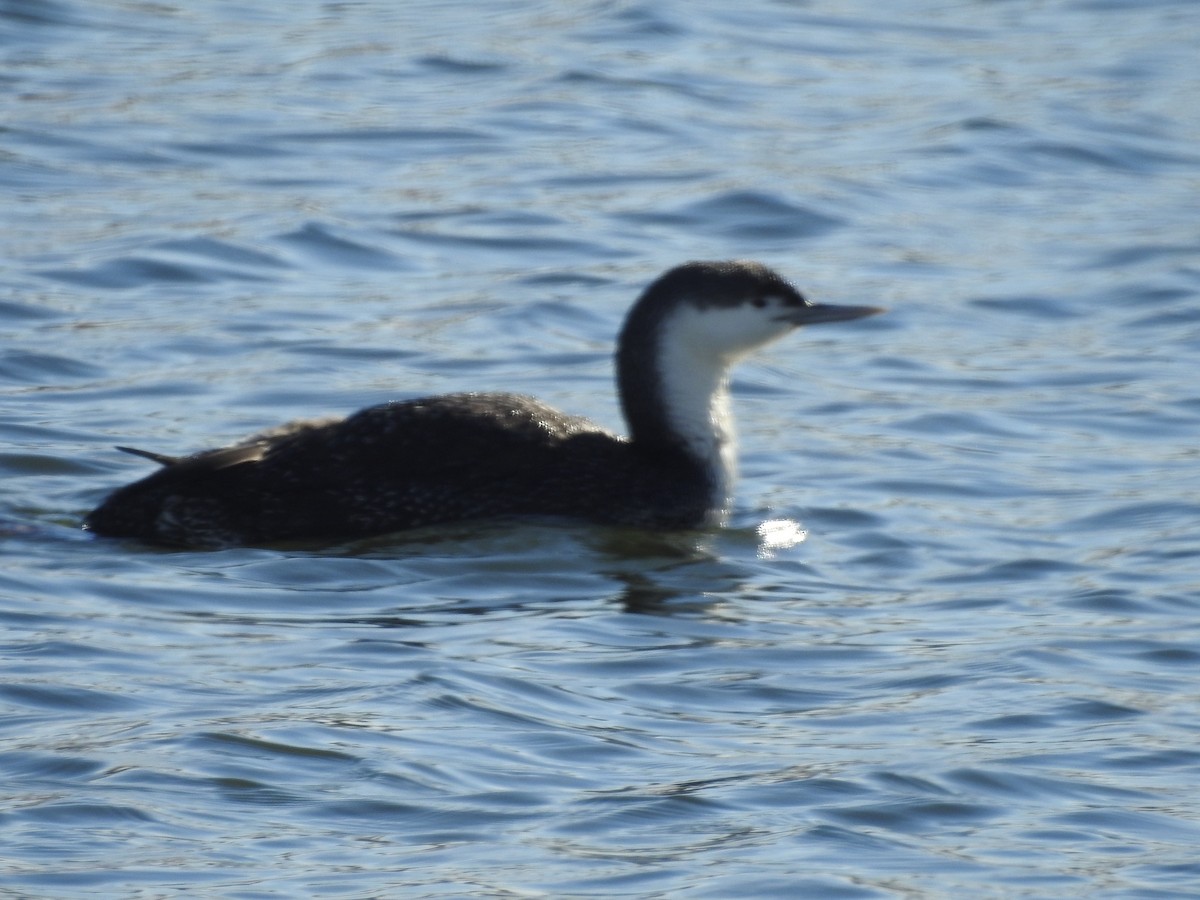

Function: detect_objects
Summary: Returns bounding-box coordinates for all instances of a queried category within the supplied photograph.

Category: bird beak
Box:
[778,303,885,326]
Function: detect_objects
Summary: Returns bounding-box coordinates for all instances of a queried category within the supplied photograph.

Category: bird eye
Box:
[752,295,768,308]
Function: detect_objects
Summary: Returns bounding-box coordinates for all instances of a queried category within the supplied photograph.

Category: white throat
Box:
[655,318,744,523]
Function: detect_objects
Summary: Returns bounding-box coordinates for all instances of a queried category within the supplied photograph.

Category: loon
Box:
[85,261,882,547]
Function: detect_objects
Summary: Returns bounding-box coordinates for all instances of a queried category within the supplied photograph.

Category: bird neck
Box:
[618,312,738,522]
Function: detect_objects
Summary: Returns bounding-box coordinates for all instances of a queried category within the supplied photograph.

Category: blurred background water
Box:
[3,0,1199,896]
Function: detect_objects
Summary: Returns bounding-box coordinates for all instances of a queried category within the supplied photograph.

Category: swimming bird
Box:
[85,260,882,547]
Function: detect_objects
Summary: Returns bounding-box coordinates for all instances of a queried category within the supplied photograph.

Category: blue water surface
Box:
[3,0,1199,896]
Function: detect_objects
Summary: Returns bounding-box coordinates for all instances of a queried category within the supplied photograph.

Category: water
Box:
[3,0,1199,895]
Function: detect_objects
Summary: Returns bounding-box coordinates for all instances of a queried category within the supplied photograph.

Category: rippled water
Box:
[4,0,1200,896]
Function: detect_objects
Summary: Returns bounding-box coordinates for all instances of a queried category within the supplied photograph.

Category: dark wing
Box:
[244,393,616,533]
[87,393,618,545]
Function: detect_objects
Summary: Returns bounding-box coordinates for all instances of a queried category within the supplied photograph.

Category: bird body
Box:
[86,261,881,547]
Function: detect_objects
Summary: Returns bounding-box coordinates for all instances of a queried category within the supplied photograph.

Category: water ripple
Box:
[2,0,1199,896]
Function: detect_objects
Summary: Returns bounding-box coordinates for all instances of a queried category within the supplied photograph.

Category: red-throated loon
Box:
[85,260,882,547]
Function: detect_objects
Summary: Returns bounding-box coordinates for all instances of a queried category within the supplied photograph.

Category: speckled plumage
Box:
[86,392,711,546]
[86,261,881,547]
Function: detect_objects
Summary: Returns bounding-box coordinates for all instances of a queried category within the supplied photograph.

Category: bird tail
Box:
[115,446,180,467]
